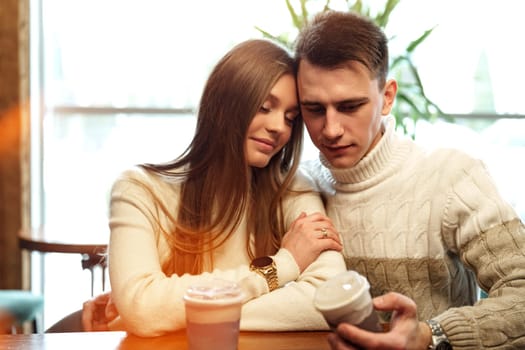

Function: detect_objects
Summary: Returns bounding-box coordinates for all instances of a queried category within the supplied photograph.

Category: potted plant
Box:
[256,0,451,139]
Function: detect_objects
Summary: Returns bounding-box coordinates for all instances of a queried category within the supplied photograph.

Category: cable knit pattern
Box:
[301,116,525,349]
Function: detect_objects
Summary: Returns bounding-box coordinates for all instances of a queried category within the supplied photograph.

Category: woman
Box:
[85,39,346,337]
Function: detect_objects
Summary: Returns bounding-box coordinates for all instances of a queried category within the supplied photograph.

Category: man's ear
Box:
[381,79,398,115]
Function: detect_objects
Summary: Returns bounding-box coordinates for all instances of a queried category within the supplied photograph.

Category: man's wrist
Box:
[420,321,433,350]
[425,319,452,350]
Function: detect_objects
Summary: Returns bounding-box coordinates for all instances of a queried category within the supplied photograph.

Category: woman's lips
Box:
[252,137,276,153]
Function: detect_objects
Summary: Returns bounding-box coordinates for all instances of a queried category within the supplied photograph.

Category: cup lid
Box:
[184,278,244,304]
[314,270,370,311]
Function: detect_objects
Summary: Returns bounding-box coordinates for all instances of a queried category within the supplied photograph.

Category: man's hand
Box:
[327,292,432,350]
[82,292,118,331]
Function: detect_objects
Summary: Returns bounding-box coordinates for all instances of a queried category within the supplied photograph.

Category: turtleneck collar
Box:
[318,116,410,186]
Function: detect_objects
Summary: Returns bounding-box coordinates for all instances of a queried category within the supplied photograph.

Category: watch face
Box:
[252,256,273,268]
[436,342,452,350]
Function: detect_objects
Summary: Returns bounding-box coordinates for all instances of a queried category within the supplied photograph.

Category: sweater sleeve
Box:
[108,168,345,336]
[240,169,347,331]
[437,157,525,350]
[240,250,346,330]
[107,169,289,337]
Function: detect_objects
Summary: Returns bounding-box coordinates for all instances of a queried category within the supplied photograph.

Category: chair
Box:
[45,309,83,333]
[0,290,44,334]
[81,252,108,297]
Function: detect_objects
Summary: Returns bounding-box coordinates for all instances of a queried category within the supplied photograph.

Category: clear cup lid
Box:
[184,278,243,302]
[314,270,370,310]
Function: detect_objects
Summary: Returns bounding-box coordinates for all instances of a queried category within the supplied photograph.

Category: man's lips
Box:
[321,143,359,158]
[322,143,355,152]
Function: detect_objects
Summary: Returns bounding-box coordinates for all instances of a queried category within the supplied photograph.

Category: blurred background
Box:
[1,0,524,331]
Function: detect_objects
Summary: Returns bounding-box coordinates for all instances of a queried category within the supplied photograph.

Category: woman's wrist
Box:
[273,248,300,285]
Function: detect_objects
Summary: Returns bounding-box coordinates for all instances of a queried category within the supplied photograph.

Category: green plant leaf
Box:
[254,26,292,48]
[347,0,364,15]
[390,54,409,70]
[322,0,331,12]
[406,26,436,53]
[395,92,424,139]
[286,0,303,30]
[375,0,400,28]
[397,91,423,115]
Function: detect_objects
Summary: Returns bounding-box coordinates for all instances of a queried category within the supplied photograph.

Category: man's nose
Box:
[323,108,343,139]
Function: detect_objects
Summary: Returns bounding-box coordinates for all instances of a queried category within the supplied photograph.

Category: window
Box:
[31,0,525,328]
[33,0,295,232]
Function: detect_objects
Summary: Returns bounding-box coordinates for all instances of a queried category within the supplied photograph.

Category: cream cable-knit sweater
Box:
[301,116,525,349]
[107,166,346,337]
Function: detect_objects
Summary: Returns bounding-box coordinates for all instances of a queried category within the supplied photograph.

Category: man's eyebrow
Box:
[300,97,369,106]
[340,97,369,105]
[300,100,320,106]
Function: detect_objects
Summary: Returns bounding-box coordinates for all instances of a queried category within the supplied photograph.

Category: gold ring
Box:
[321,227,328,238]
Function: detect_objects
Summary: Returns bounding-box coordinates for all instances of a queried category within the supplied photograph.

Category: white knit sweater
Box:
[107,166,346,337]
[301,116,525,350]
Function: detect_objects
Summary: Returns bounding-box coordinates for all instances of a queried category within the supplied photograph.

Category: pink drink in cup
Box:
[184,279,244,350]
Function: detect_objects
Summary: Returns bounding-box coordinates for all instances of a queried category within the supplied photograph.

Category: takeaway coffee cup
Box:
[314,270,382,332]
[183,278,244,350]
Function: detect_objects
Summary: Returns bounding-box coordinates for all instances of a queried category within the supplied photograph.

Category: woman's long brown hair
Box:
[139,39,303,275]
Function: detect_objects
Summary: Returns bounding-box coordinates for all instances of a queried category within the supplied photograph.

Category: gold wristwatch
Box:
[250,256,278,292]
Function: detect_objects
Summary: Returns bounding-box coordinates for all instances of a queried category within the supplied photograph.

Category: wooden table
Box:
[18,227,109,296]
[0,330,331,349]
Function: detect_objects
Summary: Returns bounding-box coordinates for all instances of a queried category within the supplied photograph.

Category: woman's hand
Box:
[82,291,118,331]
[281,211,343,272]
[327,292,432,350]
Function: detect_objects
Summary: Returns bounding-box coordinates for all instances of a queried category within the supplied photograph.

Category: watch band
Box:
[426,319,452,350]
[250,256,278,292]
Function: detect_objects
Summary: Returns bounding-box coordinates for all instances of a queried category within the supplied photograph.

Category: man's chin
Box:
[323,155,359,169]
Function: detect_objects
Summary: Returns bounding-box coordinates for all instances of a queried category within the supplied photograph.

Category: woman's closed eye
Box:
[260,103,297,125]
[260,104,271,113]
[285,105,300,122]
[285,113,298,126]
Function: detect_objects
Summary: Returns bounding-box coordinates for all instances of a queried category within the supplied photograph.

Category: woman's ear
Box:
[381,79,398,115]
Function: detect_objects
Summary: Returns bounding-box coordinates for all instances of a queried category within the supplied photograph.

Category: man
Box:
[295,10,525,350]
